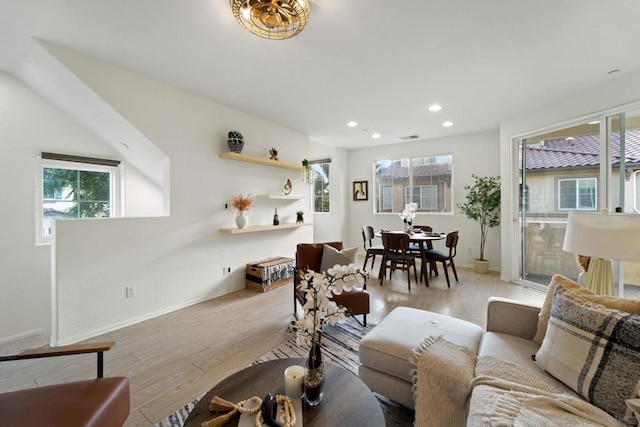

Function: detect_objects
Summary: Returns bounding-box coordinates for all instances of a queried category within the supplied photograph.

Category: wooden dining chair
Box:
[381,232,418,290]
[425,231,459,288]
[409,225,434,252]
[362,225,385,271]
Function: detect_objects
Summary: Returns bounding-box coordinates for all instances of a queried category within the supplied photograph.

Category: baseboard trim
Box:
[51,285,245,346]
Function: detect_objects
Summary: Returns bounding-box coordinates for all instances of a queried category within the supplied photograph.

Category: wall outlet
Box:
[222,266,231,276]
[126,286,136,298]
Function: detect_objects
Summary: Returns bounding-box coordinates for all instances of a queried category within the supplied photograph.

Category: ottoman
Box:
[358,307,483,408]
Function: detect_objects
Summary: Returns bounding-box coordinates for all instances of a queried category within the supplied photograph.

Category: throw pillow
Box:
[320,244,358,272]
[534,284,640,424]
[533,274,640,345]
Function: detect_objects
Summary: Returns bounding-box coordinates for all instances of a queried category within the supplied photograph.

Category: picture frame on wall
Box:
[353,181,368,201]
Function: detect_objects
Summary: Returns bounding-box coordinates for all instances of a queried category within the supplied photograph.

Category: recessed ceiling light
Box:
[442,121,453,127]
[372,133,381,139]
[347,121,358,127]
[588,121,599,125]
[565,137,576,141]
[428,104,442,112]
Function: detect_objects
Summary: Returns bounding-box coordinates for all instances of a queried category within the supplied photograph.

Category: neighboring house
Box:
[522,131,640,217]
[376,156,453,214]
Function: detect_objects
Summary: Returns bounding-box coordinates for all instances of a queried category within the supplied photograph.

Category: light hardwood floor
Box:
[0,258,545,426]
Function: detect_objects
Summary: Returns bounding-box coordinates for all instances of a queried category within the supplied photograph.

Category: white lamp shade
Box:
[563,211,640,261]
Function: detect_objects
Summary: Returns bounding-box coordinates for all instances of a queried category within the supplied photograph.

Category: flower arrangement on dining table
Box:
[399,202,418,231]
[289,264,368,402]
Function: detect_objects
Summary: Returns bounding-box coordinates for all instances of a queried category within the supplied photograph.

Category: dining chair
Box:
[425,231,459,288]
[362,225,385,271]
[380,232,418,290]
[409,225,434,252]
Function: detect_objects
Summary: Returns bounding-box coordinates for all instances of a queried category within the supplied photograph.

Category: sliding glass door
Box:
[607,110,640,297]
[517,108,640,296]
[518,121,600,286]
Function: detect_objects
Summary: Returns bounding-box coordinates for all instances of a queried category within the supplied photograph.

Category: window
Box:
[375,154,453,214]
[558,177,597,210]
[382,187,392,209]
[404,185,438,210]
[311,162,330,213]
[36,154,120,244]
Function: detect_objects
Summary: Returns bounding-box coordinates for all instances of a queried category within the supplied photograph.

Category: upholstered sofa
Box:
[360,274,640,426]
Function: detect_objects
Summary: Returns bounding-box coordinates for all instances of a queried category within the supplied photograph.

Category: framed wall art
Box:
[353,181,368,201]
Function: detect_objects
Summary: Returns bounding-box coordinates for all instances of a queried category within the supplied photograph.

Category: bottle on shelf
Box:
[273,208,280,226]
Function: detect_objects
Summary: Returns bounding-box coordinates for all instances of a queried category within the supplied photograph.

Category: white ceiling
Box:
[2,0,640,149]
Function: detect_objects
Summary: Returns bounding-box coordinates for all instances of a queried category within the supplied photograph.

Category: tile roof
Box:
[523,130,640,170]
[378,162,452,179]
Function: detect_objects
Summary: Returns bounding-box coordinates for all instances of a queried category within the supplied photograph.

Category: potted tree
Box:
[458,175,501,273]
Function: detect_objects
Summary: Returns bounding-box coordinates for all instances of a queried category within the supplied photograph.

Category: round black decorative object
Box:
[227,131,244,153]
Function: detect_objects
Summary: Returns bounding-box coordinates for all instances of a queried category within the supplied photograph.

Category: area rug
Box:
[152,318,414,426]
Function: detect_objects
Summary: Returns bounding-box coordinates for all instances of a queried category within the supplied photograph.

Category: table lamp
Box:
[563,211,640,296]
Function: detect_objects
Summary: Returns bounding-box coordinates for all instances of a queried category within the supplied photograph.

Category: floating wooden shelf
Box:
[219,152,303,171]
[256,194,306,200]
[219,223,311,235]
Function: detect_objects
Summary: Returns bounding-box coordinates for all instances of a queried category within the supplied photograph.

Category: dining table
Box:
[375,230,446,285]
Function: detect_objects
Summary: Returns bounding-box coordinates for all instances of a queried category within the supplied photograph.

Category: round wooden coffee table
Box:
[183,358,384,427]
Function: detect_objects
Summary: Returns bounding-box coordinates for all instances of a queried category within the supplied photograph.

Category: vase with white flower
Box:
[399,202,418,233]
[289,264,368,406]
[231,193,253,229]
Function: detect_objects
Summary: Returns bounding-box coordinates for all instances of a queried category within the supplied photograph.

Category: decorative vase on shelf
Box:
[304,334,325,407]
[227,131,244,153]
[235,210,248,229]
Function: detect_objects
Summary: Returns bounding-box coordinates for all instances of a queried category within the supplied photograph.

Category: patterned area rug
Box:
[153,318,414,426]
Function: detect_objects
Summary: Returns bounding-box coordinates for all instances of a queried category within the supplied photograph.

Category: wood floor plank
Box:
[0,260,544,425]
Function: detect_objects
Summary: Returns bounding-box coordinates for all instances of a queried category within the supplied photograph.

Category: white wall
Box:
[0,72,160,344]
[46,49,319,344]
[499,69,640,282]
[347,130,502,270]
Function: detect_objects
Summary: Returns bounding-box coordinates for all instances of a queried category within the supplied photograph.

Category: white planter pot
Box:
[473,259,489,274]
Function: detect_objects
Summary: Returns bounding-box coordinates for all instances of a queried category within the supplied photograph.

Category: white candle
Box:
[284,365,304,398]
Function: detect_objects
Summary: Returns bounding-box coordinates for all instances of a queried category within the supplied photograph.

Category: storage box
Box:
[245,257,295,292]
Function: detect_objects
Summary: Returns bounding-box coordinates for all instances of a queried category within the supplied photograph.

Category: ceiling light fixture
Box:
[442,121,453,127]
[347,121,358,127]
[372,133,381,139]
[428,104,442,112]
[230,0,310,40]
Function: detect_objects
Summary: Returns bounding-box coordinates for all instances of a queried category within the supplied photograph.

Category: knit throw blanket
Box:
[411,336,625,427]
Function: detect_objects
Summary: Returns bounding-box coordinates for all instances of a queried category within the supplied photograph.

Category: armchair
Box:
[0,341,130,427]
[294,242,370,326]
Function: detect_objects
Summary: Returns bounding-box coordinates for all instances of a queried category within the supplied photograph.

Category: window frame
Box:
[404,185,438,210]
[36,157,121,245]
[311,161,330,214]
[557,177,598,211]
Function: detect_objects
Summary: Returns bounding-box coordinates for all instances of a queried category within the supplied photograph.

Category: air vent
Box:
[400,134,421,141]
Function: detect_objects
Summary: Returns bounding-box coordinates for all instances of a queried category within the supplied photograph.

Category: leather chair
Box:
[294,242,370,326]
[362,226,384,271]
[0,341,130,427]
[425,231,459,287]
